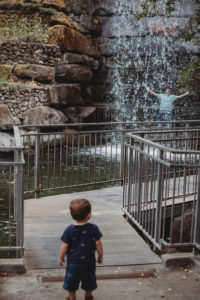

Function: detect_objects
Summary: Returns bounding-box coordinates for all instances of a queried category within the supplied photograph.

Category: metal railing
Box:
[1,120,200,257]
[19,120,200,198]
[0,126,25,257]
[93,103,200,123]
[122,128,200,252]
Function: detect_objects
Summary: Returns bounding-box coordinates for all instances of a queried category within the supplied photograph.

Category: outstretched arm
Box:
[145,86,158,97]
[177,91,189,99]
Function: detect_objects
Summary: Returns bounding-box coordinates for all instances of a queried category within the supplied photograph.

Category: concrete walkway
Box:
[1,187,200,299]
[24,186,160,269]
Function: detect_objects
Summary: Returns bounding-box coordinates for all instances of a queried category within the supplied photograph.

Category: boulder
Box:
[42,0,66,10]
[146,17,189,36]
[48,25,100,57]
[63,128,92,146]
[14,64,55,83]
[62,53,99,71]
[0,132,14,150]
[24,106,68,125]
[64,106,96,123]
[48,84,83,106]
[82,84,95,105]
[50,11,77,28]
[55,64,93,83]
[79,14,102,36]
[172,209,197,243]
[0,104,17,130]
[21,129,66,148]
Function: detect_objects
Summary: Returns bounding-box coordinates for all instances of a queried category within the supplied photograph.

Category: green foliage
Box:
[178,57,200,96]
[134,0,182,19]
[0,79,33,90]
[67,0,75,6]
[0,14,48,43]
[38,6,57,15]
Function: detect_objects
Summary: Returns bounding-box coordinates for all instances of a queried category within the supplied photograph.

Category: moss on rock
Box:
[48,25,100,57]
[0,64,12,80]
[13,64,28,77]
[42,0,66,10]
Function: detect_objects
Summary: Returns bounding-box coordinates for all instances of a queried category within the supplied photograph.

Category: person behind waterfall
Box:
[145,86,189,121]
[59,198,103,300]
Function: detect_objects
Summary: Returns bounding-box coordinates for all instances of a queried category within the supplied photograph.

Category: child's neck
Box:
[76,220,88,226]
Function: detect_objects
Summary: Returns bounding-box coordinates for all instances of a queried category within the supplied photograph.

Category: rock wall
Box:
[0,42,61,66]
[0,86,49,121]
[0,0,100,131]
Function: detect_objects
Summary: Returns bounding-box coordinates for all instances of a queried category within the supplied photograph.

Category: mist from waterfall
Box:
[104,0,193,122]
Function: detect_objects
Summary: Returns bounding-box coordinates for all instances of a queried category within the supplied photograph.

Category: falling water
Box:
[102,0,196,122]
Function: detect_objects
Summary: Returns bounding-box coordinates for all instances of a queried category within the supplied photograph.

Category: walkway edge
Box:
[162,253,200,273]
[0,258,26,274]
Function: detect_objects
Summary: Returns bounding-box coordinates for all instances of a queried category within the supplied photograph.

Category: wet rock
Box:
[14,64,55,83]
[24,106,68,125]
[63,128,92,146]
[0,132,14,149]
[50,11,77,28]
[0,104,16,130]
[64,106,96,123]
[172,209,197,243]
[102,16,148,38]
[62,53,99,71]
[48,84,83,106]
[146,17,190,36]
[55,64,93,83]
[79,15,102,36]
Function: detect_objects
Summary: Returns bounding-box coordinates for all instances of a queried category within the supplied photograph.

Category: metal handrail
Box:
[123,128,200,253]
[126,132,200,155]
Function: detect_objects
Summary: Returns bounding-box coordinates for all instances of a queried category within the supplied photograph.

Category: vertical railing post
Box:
[154,149,164,249]
[34,127,40,198]
[120,126,126,186]
[193,169,200,253]
[137,134,144,223]
[122,143,128,209]
[127,144,133,214]
[14,150,24,258]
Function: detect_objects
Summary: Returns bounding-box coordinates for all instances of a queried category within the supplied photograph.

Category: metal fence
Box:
[19,120,200,198]
[1,121,200,257]
[93,103,200,123]
[0,127,24,257]
[122,128,200,252]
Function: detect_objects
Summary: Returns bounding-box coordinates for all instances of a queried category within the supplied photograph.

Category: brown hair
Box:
[70,198,91,221]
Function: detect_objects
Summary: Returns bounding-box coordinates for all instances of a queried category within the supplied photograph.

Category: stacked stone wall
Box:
[0,86,49,121]
[0,42,61,66]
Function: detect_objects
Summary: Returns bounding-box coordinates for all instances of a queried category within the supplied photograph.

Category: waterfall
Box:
[101,0,196,122]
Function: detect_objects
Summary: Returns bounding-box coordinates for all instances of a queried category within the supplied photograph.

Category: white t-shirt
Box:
[157,94,177,113]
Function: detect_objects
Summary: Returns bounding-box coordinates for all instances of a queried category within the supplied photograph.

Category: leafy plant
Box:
[0,79,37,90]
[0,14,48,43]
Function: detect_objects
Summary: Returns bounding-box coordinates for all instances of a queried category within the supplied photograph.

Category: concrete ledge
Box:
[162,253,200,272]
[191,256,200,274]
[0,258,26,274]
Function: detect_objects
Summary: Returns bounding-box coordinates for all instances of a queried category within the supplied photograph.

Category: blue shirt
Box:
[157,94,177,113]
[61,223,102,265]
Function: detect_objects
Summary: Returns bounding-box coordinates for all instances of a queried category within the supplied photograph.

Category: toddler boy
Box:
[59,198,103,300]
